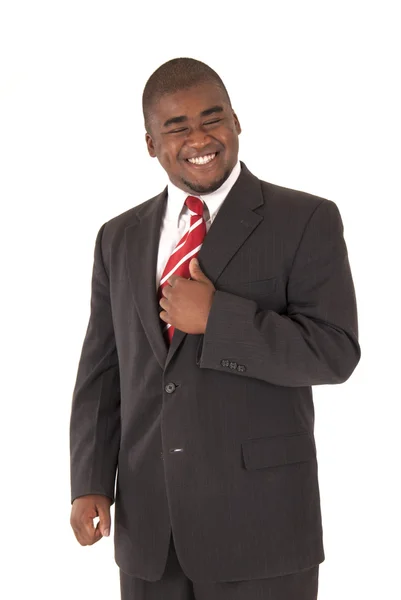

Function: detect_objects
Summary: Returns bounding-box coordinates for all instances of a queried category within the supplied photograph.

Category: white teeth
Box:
[188,153,216,165]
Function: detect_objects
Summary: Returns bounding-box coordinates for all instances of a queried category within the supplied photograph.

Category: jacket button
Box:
[220,359,229,367]
[229,361,237,369]
[165,383,176,393]
[237,365,246,372]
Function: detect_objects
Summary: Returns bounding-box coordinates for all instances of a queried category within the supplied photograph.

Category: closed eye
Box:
[165,118,222,134]
[166,128,188,134]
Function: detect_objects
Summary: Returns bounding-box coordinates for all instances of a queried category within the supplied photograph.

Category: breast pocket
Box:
[217,276,277,301]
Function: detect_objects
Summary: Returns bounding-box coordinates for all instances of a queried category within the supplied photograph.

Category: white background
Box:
[1,1,400,598]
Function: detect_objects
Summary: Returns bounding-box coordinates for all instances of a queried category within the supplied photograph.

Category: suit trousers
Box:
[119,532,319,600]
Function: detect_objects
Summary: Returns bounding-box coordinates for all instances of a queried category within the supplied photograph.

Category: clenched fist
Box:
[70,494,112,546]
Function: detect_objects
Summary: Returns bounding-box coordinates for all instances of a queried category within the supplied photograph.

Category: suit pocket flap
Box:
[217,276,277,297]
[241,432,315,470]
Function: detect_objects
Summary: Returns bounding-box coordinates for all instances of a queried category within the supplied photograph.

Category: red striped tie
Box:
[158,195,207,344]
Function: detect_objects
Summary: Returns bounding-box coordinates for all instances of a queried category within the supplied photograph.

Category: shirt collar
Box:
[165,160,242,227]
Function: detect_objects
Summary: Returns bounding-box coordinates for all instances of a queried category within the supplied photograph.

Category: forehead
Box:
[150,82,230,124]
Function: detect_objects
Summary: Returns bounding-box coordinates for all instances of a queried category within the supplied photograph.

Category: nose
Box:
[185,126,213,150]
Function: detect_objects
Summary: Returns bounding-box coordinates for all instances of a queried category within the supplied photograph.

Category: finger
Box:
[167,275,181,286]
[79,518,99,545]
[70,514,90,546]
[72,509,99,546]
[97,504,111,537]
[93,522,103,543]
[71,522,96,546]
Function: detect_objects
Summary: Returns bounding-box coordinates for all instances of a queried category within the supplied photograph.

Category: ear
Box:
[232,111,242,135]
[145,133,157,158]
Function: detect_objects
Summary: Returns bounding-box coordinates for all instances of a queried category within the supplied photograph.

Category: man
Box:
[70,58,361,600]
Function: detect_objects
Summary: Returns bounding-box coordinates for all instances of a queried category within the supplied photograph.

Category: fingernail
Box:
[103,528,110,537]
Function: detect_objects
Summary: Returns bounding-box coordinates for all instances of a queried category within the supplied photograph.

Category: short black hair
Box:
[142,57,231,133]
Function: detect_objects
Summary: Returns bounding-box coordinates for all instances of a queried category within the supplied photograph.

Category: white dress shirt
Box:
[156,160,242,289]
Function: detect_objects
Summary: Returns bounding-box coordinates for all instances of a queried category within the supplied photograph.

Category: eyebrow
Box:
[162,105,224,128]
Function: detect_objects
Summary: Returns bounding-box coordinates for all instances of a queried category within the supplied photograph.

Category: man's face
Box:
[145,82,241,195]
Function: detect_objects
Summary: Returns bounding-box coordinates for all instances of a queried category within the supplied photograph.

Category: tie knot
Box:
[185,195,204,217]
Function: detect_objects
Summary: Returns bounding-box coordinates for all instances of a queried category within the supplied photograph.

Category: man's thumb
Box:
[189,258,204,280]
[97,504,111,537]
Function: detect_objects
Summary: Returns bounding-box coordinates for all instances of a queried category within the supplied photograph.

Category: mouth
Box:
[185,152,219,168]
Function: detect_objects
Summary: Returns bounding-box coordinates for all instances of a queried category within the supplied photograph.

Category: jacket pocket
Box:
[241,431,315,470]
[217,276,277,298]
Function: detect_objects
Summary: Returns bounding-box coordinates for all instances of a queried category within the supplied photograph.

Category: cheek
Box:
[226,133,239,152]
[219,129,237,146]
[162,144,181,167]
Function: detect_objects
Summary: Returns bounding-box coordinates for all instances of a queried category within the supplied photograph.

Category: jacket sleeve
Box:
[197,199,361,387]
[70,223,121,504]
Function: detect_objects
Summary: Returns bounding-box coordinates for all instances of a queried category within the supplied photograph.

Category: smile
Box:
[186,153,217,166]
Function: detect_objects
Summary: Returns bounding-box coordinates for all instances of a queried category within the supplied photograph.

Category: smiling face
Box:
[145,82,241,194]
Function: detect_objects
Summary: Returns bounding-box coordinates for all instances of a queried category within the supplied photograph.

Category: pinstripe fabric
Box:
[119,533,319,599]
[157,195,206,344]
[70,162,360,584]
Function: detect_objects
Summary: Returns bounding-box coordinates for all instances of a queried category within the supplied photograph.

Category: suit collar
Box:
[165,160,242,228]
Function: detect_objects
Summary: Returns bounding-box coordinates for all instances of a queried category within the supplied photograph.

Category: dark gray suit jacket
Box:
[70,162,361,582]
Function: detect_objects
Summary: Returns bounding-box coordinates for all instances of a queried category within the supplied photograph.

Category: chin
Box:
[181,169,231,195]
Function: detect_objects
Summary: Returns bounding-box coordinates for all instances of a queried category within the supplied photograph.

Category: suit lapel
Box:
[125,162,265,371]
[125,189,169,369]
[165,162,264,368]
